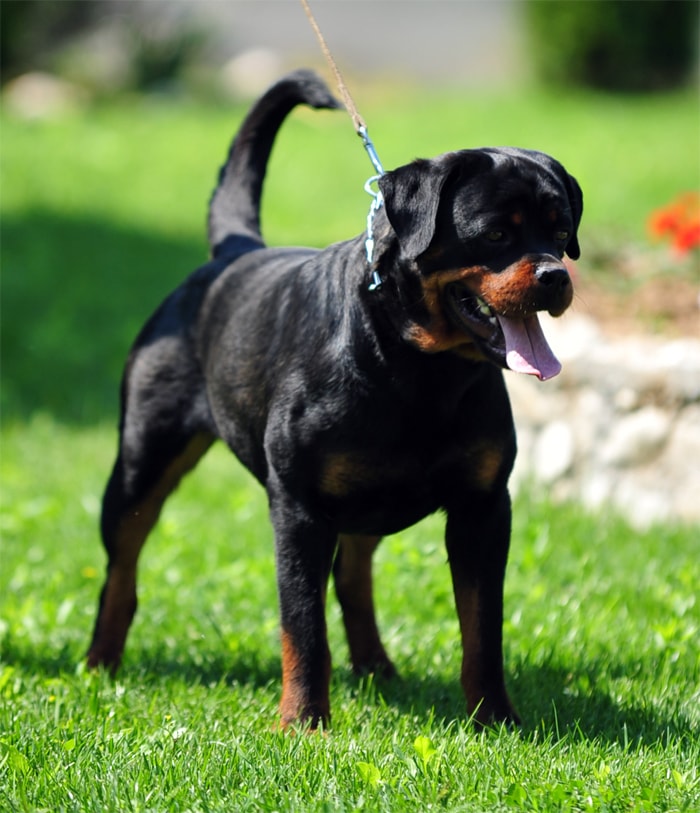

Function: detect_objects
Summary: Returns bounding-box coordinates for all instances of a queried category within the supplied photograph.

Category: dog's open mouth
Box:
[445,284,562,381]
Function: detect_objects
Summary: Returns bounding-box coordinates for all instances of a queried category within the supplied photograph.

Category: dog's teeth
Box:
[477,298,493,317]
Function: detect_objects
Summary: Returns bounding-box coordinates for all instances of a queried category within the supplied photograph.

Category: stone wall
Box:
[507,314,700,528]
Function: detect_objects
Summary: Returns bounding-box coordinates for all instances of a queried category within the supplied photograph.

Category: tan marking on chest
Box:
[471,443,505,490]
[320,451,417,498]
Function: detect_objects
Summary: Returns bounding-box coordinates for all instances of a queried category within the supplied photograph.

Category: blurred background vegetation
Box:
[2,0,698,94]
[525,0,698,92]
[1,0,699,424]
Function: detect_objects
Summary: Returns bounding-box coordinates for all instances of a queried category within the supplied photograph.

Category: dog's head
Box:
[377,148,583,380]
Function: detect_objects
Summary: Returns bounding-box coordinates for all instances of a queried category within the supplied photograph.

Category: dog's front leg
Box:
[270,488,337,729]
[445,489,520,728]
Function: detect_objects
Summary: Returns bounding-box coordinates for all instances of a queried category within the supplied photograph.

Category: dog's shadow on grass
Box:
[511,660,695,746]
[7,638,694,747]
[2,636,281,693]
[124,645,283,691]
[348,658,696,748]
[2,210,204,424]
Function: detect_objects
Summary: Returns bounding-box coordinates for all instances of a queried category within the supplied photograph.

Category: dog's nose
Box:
[535,263,570,293]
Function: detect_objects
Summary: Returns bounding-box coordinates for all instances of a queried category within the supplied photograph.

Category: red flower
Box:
[648,193,700,255]
[674,221,700,254]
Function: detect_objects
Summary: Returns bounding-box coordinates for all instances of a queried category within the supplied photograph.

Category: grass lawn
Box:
[1,84,699,810]
[1,421,698,811]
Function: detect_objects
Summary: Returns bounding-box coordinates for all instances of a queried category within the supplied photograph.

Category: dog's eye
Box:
[485,230,505,242]
[555,230,570,242]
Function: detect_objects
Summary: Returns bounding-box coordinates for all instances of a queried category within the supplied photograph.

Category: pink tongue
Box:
[497,314,561,381]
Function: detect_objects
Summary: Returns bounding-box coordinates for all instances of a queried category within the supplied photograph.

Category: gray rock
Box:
[601,408,672,468]
[507,313,700,526]
[533,421,575,483]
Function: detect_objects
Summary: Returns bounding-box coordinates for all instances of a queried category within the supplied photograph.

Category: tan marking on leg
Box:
[86,566,137,670]
[335,534,395,677]
[279,629,303,724]
[87,433,213,670]
[279,629,331,729]
[451,580,484,716]
[451,576,518,727]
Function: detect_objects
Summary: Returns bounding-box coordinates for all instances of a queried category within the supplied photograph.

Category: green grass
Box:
[1,419,699,811]
[1,85,699,810]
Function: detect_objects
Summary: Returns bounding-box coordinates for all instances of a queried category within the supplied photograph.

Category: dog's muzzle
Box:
[534,261,572,317]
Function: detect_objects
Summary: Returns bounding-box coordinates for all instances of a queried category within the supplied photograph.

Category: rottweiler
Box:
[87,70,582,729]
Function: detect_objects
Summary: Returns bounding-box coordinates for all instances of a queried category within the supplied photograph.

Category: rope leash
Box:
[299,0,385,290]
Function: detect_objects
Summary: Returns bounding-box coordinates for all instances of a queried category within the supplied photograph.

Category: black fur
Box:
[87,69,583,728]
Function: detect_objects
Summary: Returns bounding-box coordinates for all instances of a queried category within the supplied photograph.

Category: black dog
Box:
[87,70,582,728]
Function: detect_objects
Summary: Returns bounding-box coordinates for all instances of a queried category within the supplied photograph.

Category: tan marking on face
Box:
[474,258,573,318]
[403,261,538,356]
[403,266,488,355]
[510,211,524,226]
[469,259,539,316]
[403,255,572,357]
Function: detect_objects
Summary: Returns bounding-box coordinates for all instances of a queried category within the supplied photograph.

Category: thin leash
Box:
[299,0,385,291]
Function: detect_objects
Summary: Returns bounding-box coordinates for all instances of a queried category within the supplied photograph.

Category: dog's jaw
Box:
[444,284,564,381]
[401,254,573,380]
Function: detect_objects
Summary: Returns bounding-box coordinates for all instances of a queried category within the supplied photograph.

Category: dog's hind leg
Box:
[87,342,215,671]
[87,429,214,672]
[334,534,396,678]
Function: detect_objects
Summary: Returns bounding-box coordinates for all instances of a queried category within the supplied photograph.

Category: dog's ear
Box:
[563,172,583,260]
[378,158,456,259]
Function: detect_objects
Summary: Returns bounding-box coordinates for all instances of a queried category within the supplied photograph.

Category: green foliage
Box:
[0,0,206,93]
[525,0,699,92]
[0,0,98,79]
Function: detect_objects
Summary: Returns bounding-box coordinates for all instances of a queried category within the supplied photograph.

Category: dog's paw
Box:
[470,696,522,731]
[351,652,397,680]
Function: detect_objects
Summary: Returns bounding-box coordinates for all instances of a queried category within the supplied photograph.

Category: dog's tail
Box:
[208,70,341,259]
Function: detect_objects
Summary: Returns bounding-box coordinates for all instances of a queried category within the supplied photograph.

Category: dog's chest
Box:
[314,431,511,534]
[263,358,516,532]
[319,434,507,495]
